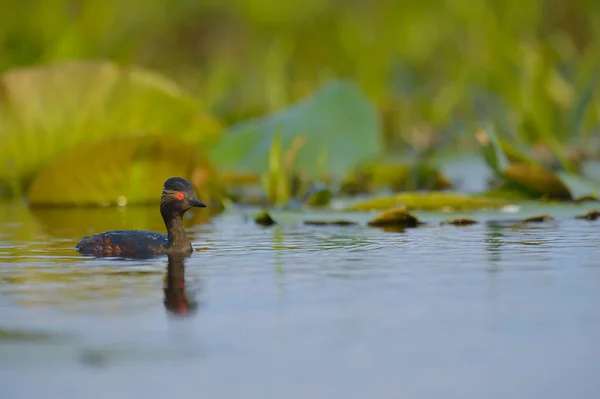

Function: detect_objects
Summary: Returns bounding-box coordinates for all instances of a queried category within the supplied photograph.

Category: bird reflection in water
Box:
[163,253,199,316]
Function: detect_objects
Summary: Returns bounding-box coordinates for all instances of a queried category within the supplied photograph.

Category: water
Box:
[1,201,599,399]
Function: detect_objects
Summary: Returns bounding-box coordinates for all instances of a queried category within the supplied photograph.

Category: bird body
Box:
[76,177,206,259]
[76,230,168,258]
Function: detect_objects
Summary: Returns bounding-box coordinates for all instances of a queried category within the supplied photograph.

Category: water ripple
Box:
[1,206,600,399]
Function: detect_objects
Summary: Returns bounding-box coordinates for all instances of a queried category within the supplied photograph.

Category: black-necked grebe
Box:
[76,177,206,258]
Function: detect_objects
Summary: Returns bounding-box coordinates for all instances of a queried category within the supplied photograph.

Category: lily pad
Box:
[348,192,508,212]
[502,163,573,200]
[0,60,222,194]
[208,80,383,181]
[522,214,555,223]
[255,210,276,226]
[26,134,224,207]
[476,126,599,201]
[486,214,556,227]
[304,220,357,226]
[574,194,599,203]
[441,217,479,226]
[368,208,422,228]
[475,127,595,201]
[575,210,600,221]
[305,186,332,207]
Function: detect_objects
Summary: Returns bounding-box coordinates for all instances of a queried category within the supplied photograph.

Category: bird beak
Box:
[190,198,207,208]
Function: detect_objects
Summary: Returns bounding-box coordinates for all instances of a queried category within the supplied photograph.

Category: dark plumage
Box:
[76,177,207,258]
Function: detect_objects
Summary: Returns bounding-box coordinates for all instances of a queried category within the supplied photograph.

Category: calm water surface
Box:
[0,201,599,399]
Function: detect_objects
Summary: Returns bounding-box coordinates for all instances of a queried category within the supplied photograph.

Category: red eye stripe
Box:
[176,192,184,200]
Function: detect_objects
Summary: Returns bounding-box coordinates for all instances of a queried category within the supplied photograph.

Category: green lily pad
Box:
[305,187,332,207]
[574,194,599,203]
[26,134,224,207]
[348,192,508,212]
[255,210,276,226]
[475,127,596,201]
[522,214,555,223]
[0,60,222,195]
[502,163,573,200]
[208,80,383,181]
[304,220,357,226]
[368,208,422,228]
[441,217,479,226]
[486,214,556,228]
[576,210,600,221]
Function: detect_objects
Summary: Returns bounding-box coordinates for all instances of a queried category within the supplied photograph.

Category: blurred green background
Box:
[1,0,599,206]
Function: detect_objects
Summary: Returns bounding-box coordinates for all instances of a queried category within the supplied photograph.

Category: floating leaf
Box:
[574,194,599,203]
[502,163,572,200]
[522,214,555,223]
[348,192,508,212]
[0,60,222,194]
[475,126,591,201]
[208,80,383,181]
[576,210,600,221]
[26,135,224,207]
[347,197,406,211]
[303,220,357,226]
[367,208,422,228]
[486,214,556,227]
[441,217,478,226]
[255,210,276,226]
[305,186,332,207]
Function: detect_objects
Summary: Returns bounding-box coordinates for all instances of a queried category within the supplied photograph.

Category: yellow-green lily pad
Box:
[0,60,222,195]
[304,220,357,226]
[255,210,276,226]
[502,163,572,200]
[27,134,225,207]
[305,187,332,207]
[522,214,555,223]
[574,194,599,203]
[348,192,508,212]
[441,217,479,226]
[575,210,600,221]
[367,208,422,228]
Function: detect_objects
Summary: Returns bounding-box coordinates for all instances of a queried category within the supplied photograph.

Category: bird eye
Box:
[176,192,185,200]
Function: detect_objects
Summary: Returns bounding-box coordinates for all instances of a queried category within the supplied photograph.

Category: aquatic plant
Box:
[476,128,599,201]
[348,192,508,212]
[0,61,222,201]
[1,0,599,210]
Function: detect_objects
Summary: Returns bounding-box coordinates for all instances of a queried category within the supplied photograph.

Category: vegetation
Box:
[347,193,508,212]
[0,0,599,210]
[367,208,422,228]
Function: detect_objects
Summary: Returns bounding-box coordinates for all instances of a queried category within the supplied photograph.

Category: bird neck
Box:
[162,212,192,252]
